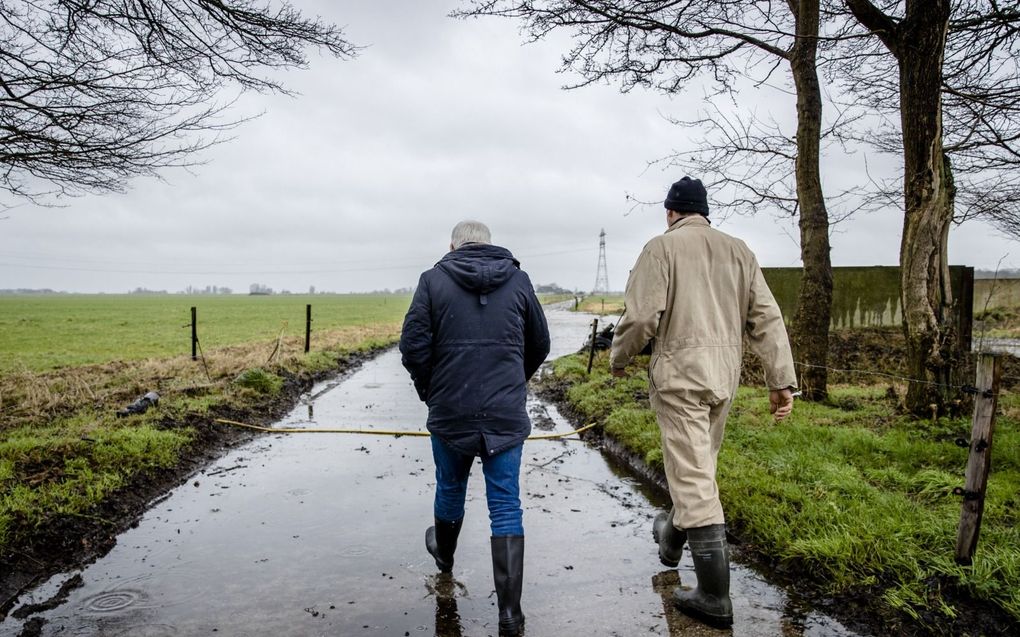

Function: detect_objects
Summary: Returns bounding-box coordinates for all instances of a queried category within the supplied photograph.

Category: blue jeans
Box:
[431,437,524,536]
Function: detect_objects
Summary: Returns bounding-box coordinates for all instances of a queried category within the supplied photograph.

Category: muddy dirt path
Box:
[2,309,861,637]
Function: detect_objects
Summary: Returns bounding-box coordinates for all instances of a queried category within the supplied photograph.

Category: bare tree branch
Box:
[455,0,844,399]
[0,0,358,202]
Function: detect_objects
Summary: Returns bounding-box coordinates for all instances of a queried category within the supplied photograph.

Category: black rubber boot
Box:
[673,524,733,628]
[651,507,686,568]
[490,535,525,637]
[425,517,463,573]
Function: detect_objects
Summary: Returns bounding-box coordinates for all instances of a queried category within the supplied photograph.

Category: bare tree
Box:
[0,1,357,203]
[456,0,837,399]
[944,2,1020,236]
[831,2,1020,235]
[841,0,1020,416]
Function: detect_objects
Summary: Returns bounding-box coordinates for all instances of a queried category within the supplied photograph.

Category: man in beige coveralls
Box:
[610,176,797,628]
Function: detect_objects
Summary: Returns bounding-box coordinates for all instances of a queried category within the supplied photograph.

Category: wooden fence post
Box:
[305,304,312,353]
[191,307,197,361]
[954,354,1003,565]
[586,318,599,374]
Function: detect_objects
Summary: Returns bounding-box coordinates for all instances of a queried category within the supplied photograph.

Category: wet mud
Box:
[2,309,862,636]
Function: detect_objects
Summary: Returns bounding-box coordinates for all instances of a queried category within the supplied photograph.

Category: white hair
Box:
[451,220,491,249]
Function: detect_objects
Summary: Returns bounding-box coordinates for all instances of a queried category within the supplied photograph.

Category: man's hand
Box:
[769,388,794,421]
[611,366,629,378]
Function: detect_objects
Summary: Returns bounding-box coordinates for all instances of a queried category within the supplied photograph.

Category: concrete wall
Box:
[763,266,974,335]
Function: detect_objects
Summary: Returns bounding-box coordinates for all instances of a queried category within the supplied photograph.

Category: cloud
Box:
[0,0,1013,293]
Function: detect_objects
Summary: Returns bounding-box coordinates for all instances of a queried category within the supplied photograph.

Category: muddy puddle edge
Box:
[0,346,389,619]
[533,381,1020,637]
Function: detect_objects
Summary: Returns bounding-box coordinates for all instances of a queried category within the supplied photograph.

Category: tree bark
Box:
[844,0,958,416]
[896,1,957,416]
[789,0,832,401]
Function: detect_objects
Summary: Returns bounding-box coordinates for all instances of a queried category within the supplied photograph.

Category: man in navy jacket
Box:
[400,220,550,637]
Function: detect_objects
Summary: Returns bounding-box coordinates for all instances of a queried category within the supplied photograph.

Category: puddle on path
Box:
[2,308,860,637]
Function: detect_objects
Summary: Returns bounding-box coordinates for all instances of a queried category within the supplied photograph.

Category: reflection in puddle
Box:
[653,570,730,636]
[427,574,466,637]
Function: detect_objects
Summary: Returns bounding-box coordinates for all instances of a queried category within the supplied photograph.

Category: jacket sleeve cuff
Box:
[766,377,798,391]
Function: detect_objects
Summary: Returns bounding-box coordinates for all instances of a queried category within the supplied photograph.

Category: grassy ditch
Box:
[544,350,1020,631]
[1,294,409,578]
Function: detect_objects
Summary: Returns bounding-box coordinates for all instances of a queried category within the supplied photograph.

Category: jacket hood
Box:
[437,243,520,303]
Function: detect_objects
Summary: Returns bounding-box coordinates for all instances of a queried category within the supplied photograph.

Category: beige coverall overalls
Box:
[610,215,797,529]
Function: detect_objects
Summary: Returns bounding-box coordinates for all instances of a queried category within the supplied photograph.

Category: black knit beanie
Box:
[664,176,709,216]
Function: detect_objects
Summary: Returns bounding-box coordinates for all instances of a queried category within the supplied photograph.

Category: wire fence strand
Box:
[794,361,966,389]
[792,361,1012,392]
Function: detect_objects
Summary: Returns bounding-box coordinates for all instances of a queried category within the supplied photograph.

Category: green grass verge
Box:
[549,351,1020,623]
[0,410,192,549]
[234,368,285,395]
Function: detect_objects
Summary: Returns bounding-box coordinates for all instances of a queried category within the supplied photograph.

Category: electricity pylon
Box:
[593,228,610,294]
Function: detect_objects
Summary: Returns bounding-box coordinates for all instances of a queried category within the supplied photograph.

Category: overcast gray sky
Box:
[0,0,1013,294]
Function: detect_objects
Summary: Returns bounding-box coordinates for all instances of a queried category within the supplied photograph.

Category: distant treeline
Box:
[535,283,575,295]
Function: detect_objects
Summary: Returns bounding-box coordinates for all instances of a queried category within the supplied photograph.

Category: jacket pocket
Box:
[648,353,665,393]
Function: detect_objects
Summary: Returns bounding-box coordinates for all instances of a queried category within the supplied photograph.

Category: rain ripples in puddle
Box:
[82,590,145,613]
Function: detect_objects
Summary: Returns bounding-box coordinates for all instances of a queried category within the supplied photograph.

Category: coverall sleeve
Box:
[744,260,798,390]
[523,276,551,381]
[610,242,668,370]
[399,274,434,402]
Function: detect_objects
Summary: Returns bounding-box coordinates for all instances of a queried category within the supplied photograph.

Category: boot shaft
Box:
[653,508,687,567]
[673,523,732,627]
[434,517,463,560]
[426,517,463,573]
[686,524,729,597]
[490,535,525,636]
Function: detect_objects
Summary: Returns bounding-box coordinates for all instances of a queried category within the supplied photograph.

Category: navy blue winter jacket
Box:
[399,243,551,457]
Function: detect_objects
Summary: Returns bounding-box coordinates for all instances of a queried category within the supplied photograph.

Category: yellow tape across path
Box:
[213,418,597,441]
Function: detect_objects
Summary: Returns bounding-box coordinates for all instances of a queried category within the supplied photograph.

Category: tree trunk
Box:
[789,0,832,401]
[897,0,957,416]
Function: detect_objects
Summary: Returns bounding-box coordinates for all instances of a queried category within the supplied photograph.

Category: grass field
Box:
[0,294,412,372]
[975,279,1020,312]
[0,293,413,559]
[547,351,1020,626]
